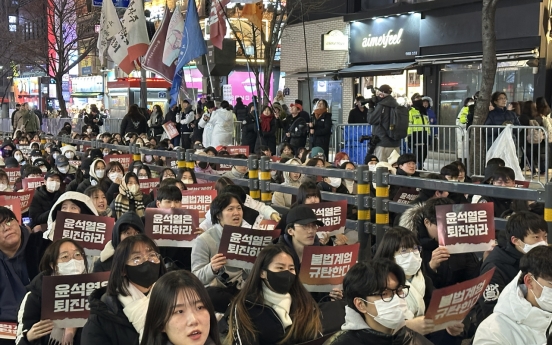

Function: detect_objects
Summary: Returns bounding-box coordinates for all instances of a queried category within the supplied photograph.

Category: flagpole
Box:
[140,0,148,109]
[204,49,216,100]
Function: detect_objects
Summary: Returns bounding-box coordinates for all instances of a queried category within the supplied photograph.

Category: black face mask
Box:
[125,261,160,289]
[2,150,12,158]
[265,270,296,294]
[198,161,208,170]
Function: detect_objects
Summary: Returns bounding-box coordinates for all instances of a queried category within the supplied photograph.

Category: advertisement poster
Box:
[104,154,133,171]
[392,187,420,204]
[53,212,114,256]
[218,226,280,269]
[0,190,35,213]
[22,177,45,190]
[181,189,217,220]
[303,200,347,236]
[144,208,200,247]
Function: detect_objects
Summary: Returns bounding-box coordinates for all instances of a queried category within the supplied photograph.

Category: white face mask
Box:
[46,180,60,192]
[339,160,349,166]
[128,185,140,194]
[369,164,377,172]
[362,297,406,330]
[57,259,86,276]
[14,154,23,162]
[40,166,47,173]
[328,177,342,188]
[65,152,75,159]
[395,252,423,276]
[531,275,552,312]
[145,155,153,163]
[95,169,105,178]
[87,129,92,134]
[109,172,123,182]
[182,179,193,184]
[103,151,109,156]
[0,183,8,191]
[520,240,547,254]
[52,153,59,160]
[58,166,69,174]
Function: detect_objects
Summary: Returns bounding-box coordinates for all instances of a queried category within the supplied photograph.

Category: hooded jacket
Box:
[367,96,402,148]
[272,159,302,208]
[93,212,144,273]
[200,108,234,147]
[43,192,99,241]
[221,167,246,180]
[77,159,106,193]
[473,272,552,345]
[28,185,63,228]
[323,306,432,345]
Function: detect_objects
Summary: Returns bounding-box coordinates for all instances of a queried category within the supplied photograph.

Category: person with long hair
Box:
[148,104,164,140]
[16,239,88,345]
[255,105,278,155]
[519,100,545,176]
[308,100,333,160]
[99,161,125,205]
[76,158,106,193]
[84,186,113,217]
[111,172,152,220]
[178,167,198,184]
[272,158,302,208]
[120,104,148,137]
[221,244,323,345]
[82,235,167,345]
[140,271,222,345]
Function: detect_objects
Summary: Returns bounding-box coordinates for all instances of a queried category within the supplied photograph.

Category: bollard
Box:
[248,154,260,201]
[176,148,186,169]
[375,167,389,249]
[185,149,195,169]
[356,165,372,260]
[131,144,141,162]
[545,183,552,244]
[259,156,272,204]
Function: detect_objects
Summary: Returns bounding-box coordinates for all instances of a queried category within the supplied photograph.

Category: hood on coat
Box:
[112,212,145,248]
[100,241,115,263]
[398,202,425,233]
[44,191,99,240]
[89,158,106,181]
[341,306,371,331]
[283,158,302,185]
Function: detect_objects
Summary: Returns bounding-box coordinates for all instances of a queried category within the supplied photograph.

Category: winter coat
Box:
[199,195,275,231]
[221,167,246,180]
[81,287,140,345]
[99,179,120,205]
[148,110,164,137]
[84,113,104,127]
[283,114,308,150]
[473,272,552,345]
[0,227,49,323]
[255,116,278,155]
[478,196,512,218]
[272,159,302,208]
[323,306,432,345]
[28,185,62,228]
[484,107,520,144]
[44,191,99,241]
[76,178,93,194]
[348,106,368,124]
[310,112,333,156]
[120,113,148,136]
[200,108,234,147]
[234,102,248,121]
[14,109,40,133]
[367,96,402,148]
[15,273,83,345]
[241,112,258,153]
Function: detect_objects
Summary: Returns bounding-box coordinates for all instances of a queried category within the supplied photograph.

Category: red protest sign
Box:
[166,157,178,169]
[144,208,200,247]
[436,203,495,254]
[257,219,278,230]
[304,200,347,236]
[41,271,110,328]
[1,198,21,224]
[515,180,530,188]
[104,154,133,171]
[219,225,281,269]
[181,190,217,219]
[185,183,215,191]
[425,268,495,329]
[139,178,158,194]
[68,159,81,168]
[0,322,17,340]
[53,212,114,255]
[392,187,420,204]
[271,156,281,162]
[0,190,34,213]
[215,163,233,172]
[226,146,249,156]
[4,167,21,186]
[162,121,179,139]
[299,244,359,292]
[22,177,45,190]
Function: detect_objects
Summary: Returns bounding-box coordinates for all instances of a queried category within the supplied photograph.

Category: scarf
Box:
[262,284,293,328]
[404,270,426,319]
[314,107,327,118]
[261,113,274,132]
[114,177,145,219]
[98,208,113,217]
[118,282,154,342]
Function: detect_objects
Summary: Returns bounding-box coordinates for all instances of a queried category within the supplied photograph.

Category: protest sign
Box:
[185,183,215,191]
[425,268,495,330]
[4,167,21,186]
[436,203,495,254]
[392,187,420,204]
[0,322,17,340]
[165,157,178,169]
[41,271,110,328]
[215,163,233,172]
[104,154,133,171]
[299,244,359,292]
[162,121,179,139]
[144,208,200,247]
[139,178,158,194]
[271,156,281,162]
[181,189,216,220]
[53,212,114,256]
[257,219,278,230]
[68,160,81,168]
[303,200,347,236]
[219,226,281,269]
[1,198,21,224]
[0,190,34,213]
[515,180,530,188]
[226,146,249,156]
[22,177,45,190]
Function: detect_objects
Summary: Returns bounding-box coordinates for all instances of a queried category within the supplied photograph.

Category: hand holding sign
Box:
[405,317,434,335]
[210,253,227,274]
[429,247,450,272]
[26,320,54,342]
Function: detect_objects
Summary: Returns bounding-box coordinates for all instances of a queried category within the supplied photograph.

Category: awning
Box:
[338,62,416,77]
[416,49,538,65]
[70,92,103,98]
[283,70,338,78]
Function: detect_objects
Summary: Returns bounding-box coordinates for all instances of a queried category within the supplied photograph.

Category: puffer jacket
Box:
[284,114,308,149]
[272,158,302,208]
[28,185,62,228]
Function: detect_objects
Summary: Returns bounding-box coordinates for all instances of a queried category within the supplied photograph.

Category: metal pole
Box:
[140,59,147,108]
[375,166,389,249]
[356,165,371,261]
[545,183,552,244]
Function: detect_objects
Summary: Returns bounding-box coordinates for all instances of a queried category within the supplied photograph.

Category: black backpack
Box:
[388,105,409,140]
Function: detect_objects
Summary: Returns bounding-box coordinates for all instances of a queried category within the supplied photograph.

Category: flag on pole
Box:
[162,4,184,67]
[209,0,229,50]
[242,2,263,29]
[143,6,177,83]
[97,0,122,66]
[170,0,207,106]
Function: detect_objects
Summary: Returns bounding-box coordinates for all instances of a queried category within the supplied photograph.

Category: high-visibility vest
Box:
[408,108,430,135]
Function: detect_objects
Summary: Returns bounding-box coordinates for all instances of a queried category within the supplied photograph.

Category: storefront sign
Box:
[72,76,103,93]
[349,13,420,64]
[321,30,348,51]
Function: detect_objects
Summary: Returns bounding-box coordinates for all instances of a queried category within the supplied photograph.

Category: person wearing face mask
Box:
[82,235,167,345]
[99,162,125,205]
[54,155,77,188]
[221,153,249,180]
[44,192,98,241]
[177,167,197,184]
[75,158,105,193]
[476,211,548,323]
[272,158,303,208]
[474,246,552,345]
[28,171,63,231]
[220,245,323,345]
[334,152,350,168]
[389,154,419,207]
[1,141,15,159]
[61,145,78,161]
[324,259,432,345]
[15,239,87,345]
[374,227,464,343]
[65,157,92,192]
[318,166,349,195]
[12,149,25,164]
[194,152,217,183]
[110,172,152,220]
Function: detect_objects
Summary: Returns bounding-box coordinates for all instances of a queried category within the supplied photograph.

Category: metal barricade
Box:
[0,118,10,133]
[468,125,549,187]
[333,124,372,165]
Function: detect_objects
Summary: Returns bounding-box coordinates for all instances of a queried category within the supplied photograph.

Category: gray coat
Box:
[367,96,402,147]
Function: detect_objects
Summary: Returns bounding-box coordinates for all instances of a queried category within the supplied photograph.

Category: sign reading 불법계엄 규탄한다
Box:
[0,190,34,213]
[104,154,133,171]
[181,189,216,220]
[218,225,281,269]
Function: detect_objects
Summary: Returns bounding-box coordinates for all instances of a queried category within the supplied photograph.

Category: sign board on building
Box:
[349,13,420,64]
[321,30,348,51]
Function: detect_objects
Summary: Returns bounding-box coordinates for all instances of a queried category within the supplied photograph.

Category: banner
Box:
[0,322,17,340]
[2,198,21,224]
[225,146,249,156]
[53,212,114,256]
[104,154,133,171]
[0,190,34,213]
[139,178,158,193]
[41,272,110,328]
[185,183,215,190]
[143,7,176,83]
[22,177,45,190]
[436,203,495,254]
[208,0,230,49]
[144,208,200,247]
[219,225,280,269]
[181,189,216,219]
[215,163,233,172]
[425,268,495,330]
[97,0,123,64]
[163,121,180,139]
[392,187,420,204]
[4,167,21,186]
[299,244,359,292]
[303,200,347,236]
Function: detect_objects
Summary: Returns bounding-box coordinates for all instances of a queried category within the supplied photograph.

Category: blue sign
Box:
[81,66,92,75]
[158,92,167,99]
[93,0,130,8]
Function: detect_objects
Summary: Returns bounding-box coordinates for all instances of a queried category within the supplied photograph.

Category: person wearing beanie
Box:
[389,154,420,209]
[33,158,50,173]
[367,84,401,163]
[54,155,77,188]
[89,148,103,160]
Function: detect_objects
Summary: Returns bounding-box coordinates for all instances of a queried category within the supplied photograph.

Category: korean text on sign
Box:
[306,200,347,236]
[181,190,216,219]
[219,226,281,269]
[53,212,114,253]
[144,208,200,247]
[228,232,273,258]
[445,210,489,238]
[152,213,194,236]
[0,322,17,340]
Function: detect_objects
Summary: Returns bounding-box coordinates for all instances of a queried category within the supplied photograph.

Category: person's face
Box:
[181,172,193,182]
[445,175,458,182]
[492,178,515,187]
[157,199,183,209]
[56,241,84,267]
[138,169,149,179]
[282,147,292,155]
[263,108,271,116]
[315,160,325,168]
[120,226,140,242]
[163,170,176,180]
[496,94,508,108]
[289,222,318,247]
[345,163,355,171]
[0,217,21,253]
[458,169,465,182]
[399,161,416,175]
[356,100,364,109]
[423,101,430,108]
[127,177,139,187]
[91,191,107,213]
[305,196,320,204]
[355,273,401,322]
[218,198,243,227]
[95,161,106,171]
[289,172,300,181]
[205,151,215,157]
[261,252,296,280]
[164,290,211,345]
[109,165,123,174]
[235,165,248,174]
[262,149,271,157]
[516,230,548,249]
[61,200,81,214]
[23,104,29,110]
[315,101,325,109]
[290,106,299,115]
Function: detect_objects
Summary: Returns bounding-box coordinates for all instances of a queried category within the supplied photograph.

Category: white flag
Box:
[162,4,184,67]
[97,0,122,65]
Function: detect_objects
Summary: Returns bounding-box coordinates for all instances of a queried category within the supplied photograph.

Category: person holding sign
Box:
[324,259,432,345]
[140,270,222,345]
[474,246,552,345]
[16,239,88,345]
[28,170,63,231]
[220,244,323,345]
[82,235,166,345]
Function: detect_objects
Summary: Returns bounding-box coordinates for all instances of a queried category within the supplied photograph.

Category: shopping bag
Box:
[486,125,525,181]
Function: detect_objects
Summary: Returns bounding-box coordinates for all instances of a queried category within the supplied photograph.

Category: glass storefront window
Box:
[359,70,423,106]
[299,78,343,123]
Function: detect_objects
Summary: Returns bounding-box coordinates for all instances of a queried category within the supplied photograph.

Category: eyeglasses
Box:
[294,224,319,232]
[0,218,15,231]
[367,285,410,302]
[58,251,84,262]
[127,252,161,266]
[397,246,422,257]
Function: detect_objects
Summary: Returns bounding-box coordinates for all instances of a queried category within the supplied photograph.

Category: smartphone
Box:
[22,217,31,226]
